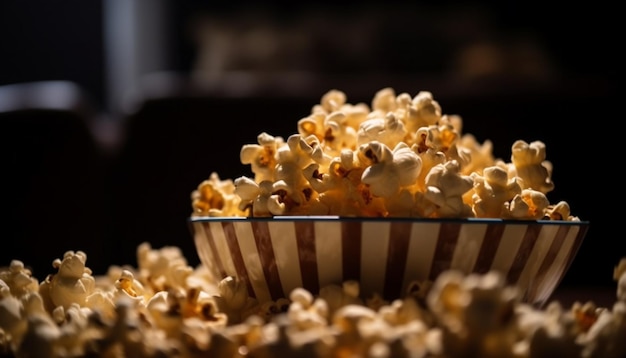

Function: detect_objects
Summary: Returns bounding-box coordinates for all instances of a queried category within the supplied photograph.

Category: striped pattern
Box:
[191,219,588,305]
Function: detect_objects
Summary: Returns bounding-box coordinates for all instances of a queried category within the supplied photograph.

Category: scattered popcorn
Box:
[614,258,626,302]
[426,270,522,357]
[212,276,259,325]
[526,301,583,358]
[317,281,364,317]
[582,301,626,358]
[286,287,329,332]
[0,287,26,353]
[0,260,39,298]
[0,87,596,357]
[1,246,622,357]
[192,88,578,220]
[39,250,96,311]
[135,242,195,294]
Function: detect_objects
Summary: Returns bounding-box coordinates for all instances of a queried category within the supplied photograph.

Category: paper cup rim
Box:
[189,216,589,226]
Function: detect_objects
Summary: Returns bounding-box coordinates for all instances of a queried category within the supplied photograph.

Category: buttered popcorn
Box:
[1,247,623,357]
[191,88,578,220]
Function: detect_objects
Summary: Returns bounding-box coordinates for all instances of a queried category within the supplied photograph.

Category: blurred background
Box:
[0,0,618,301]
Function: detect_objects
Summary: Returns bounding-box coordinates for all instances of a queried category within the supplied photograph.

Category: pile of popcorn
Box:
[191,88,578,220]
[1,244,624,358]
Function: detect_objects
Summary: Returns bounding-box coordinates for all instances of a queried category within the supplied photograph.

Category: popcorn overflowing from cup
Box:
[1,245,623,357]
[2,88,600,356]
[191,88,579,220]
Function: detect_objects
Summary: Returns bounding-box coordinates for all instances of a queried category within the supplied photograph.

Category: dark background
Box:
[0,1,619,298]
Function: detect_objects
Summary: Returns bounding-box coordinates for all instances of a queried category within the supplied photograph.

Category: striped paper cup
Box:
[189,216,589,306]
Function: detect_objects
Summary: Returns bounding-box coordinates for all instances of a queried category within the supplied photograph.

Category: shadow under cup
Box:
[190,216,589,307]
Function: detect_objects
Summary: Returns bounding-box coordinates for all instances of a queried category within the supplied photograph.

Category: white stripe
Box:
[193,222,219,279]
[534,226,580,304]
[268,221,303,298]
[490,224,527,273]
[233,222,272,303]
[516,225,558,292]
[402,222,440,293]
[314,221,343,289]
[360,221,390,298]
[209,222,238,279]
[450,223,487,274]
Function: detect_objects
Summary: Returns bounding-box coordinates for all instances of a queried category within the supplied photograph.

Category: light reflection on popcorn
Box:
[1,245,624,357]
[191,88,579,220]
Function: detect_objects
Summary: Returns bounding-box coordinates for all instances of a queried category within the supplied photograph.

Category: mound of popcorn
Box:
[191,88,578,220]
[1,245,623,357]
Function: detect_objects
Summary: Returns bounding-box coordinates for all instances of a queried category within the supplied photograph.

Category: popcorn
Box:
[1,85,596,356]
[192,88,577,221]
[405,90,443,133]
[526,301,584,358]
[240,132,284,183]
[0,246,623,357]
[426,270,522,358]
[545,201,576,221]
[212,276,258,324]
[614,258,626,302]
[359,141,422,198]
[357,112,407,149]
[371,87,397,115]
[0,260,39,298]
[114,269,147,303]
[423,160,474,218]
[415,148,447,192]
[331,304,378,354]
[415,115,460,155]
[471,165,522,218]
[510,140,555,194]
[0,288,26,352]
[136,242,194,294]
[320,89,347,113]
[287,287,329,330]
[38,250,96,311]
[191,172,245,217]
[18,313,61,357]
[233,177,276,217]
[457,134,495,176]
[507,188,551,220]
[582,301,626,358]
[317,281,363,317]
[571,301,603,333]
[322,111,360,156]
[298,110,359,158]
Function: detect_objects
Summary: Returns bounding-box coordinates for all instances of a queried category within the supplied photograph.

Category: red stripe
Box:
[383,221,413,299]
[221,221,256,299]
[251,221,284,300]
[429,222,462,281]
[506,223,541,284]
[202,222,227,278]
[555,224,589,285]
[473,223,506,274]
[295,221,319,295]
[526,225,570,300]
[342,221,362,282]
